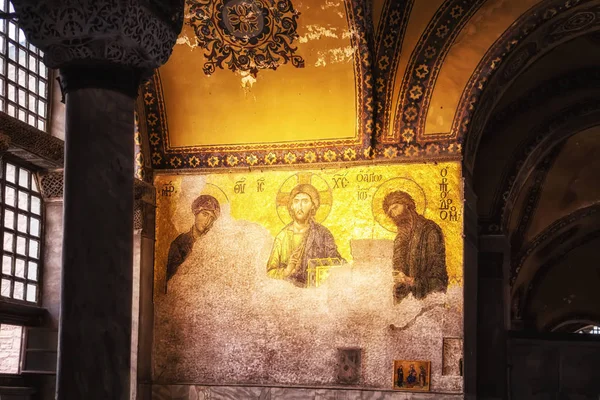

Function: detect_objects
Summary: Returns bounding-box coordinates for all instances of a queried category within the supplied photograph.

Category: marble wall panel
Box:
[150,385,465,400]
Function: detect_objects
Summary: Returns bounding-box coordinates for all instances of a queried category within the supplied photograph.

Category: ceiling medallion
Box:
[187,0,305,76]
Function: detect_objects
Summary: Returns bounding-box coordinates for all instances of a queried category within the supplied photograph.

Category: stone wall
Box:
[146,385,464,400]
[509,335,600,399]
[0,324,23,374]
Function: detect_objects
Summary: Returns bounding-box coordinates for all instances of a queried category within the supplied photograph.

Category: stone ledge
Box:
[146,384,464,400]
[0,301,47,327]
[0,113,64,169]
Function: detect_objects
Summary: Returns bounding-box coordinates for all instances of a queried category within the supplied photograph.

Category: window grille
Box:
[0,0,49,131]
[577,325,600,335]
[0,159,42,303]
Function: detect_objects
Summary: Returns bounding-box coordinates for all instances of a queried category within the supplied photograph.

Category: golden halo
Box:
[276,172,332,225]
[372,177,427,233]
[198,183,229,208]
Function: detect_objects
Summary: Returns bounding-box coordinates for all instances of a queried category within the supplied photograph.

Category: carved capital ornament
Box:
[11,0,184,96]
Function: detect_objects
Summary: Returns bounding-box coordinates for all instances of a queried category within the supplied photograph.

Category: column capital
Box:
[12,0,184,95]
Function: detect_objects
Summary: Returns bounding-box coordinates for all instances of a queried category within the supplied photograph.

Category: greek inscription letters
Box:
[257,178,265,193]
[357,188,368,201]
[356,173,382,183]
[333,173,349,189]
[234,178,247,194]
[162,181,175,197]
[438,168,457,221]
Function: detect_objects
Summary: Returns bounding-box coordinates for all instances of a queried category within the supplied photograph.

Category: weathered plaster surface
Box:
[153,223,463,391]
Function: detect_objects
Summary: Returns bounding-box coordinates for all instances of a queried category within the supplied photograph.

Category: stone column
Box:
[11,2,183,399]
[462,174,478,400]
[477,235,509,400]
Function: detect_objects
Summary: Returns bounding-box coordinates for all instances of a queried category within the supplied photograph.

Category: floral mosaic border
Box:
[388,0,486,146]
[373,0,414,142]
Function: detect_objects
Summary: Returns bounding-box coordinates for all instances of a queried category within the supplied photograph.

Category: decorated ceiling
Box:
[138,0,600,172]
[140,0,372,170]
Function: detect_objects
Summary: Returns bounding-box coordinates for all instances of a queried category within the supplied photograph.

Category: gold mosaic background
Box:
[153,162,463,390]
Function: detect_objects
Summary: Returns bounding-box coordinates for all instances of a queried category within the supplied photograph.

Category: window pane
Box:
[8,42,16,61]
[29,239,38,259]
[28,75,36,92]
[1,279,10,297]
[31,196,40,215]
[7,104,15,117]
[28,114,35,126]
[18,28,25,46]
[38,99,46,118]
[14,259,24,278]
[37,120,45,131]
[26,284,36,302]
[7,64,15,82]
[38,80,46,96]
[28,54,36,73]
[13,281,23,300]
[4,186,15,206]
[27,261,37,281]
[17,190,27,210]
[18,47,26,67]
[18,168,29,188]
[29,217,40,237]
[40,64,47,79]
[31,176,39,193]
[18,67,25,86]
[17,213,26,233]
[2,256,12,275]
[3,232,13,252]
[18,108,25,122]
[28,94,36,113]
[17,88,25,104]
[5,164,15,183]
[7,83,15,101]
[15,236,25,255]
[3,209,14,229]
[8,22,15,40]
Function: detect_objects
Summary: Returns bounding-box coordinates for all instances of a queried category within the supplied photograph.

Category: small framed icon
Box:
[392,360,431,391]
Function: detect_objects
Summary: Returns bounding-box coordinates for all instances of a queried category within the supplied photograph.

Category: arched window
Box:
[0,159,42,303]
[577,325,600,335]
[0,0,49,130]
